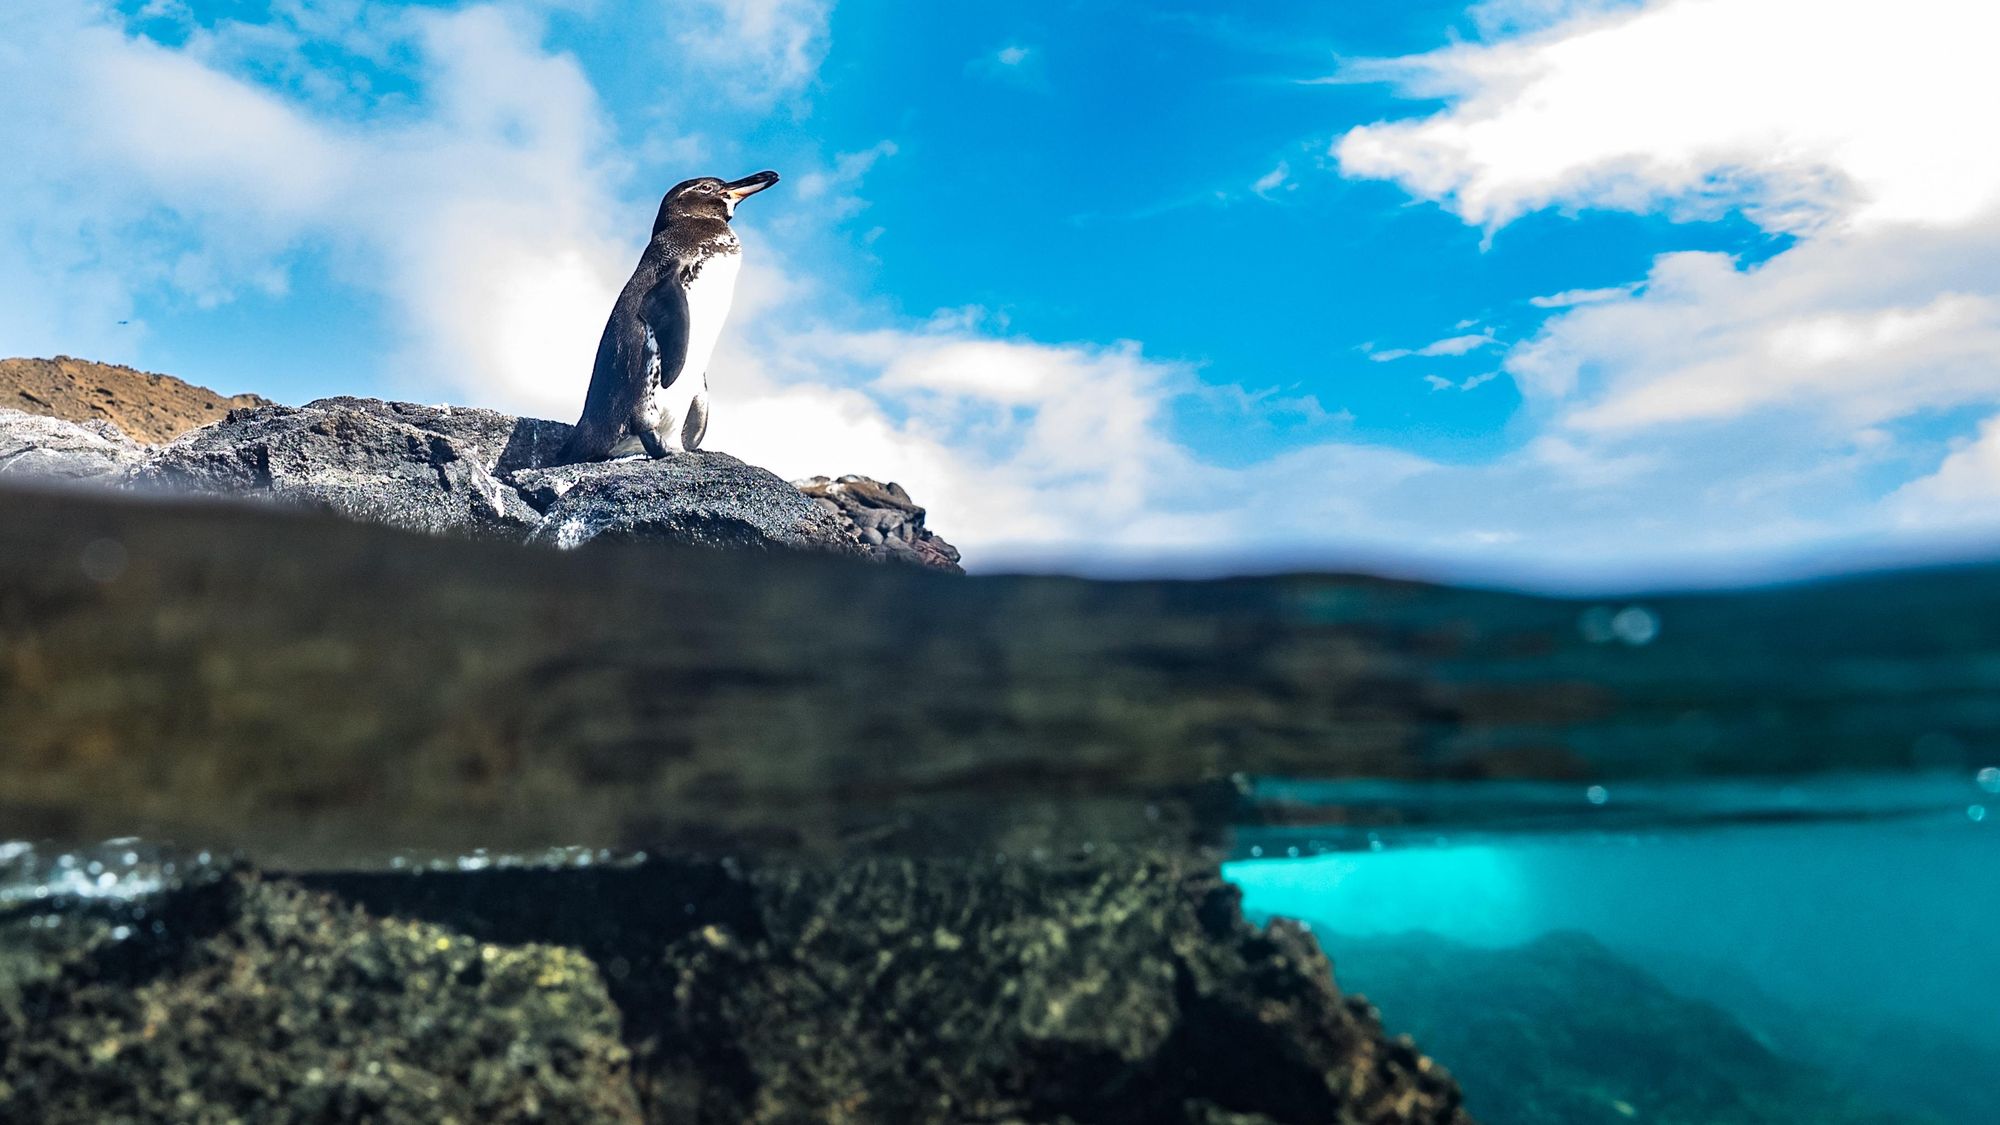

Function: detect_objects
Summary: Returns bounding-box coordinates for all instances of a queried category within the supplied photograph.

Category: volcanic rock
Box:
[0,872,643,1124]
[307,850,1471,1124]
[797,474,964,574]
[0,409,146,483]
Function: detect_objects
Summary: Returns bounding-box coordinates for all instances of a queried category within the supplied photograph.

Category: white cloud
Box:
[969,41,1047,90]
[1425,371,1501,392]
[1370,332,1497,362]
[672,0,832,100]
[1337,0,2000,233]
[1889,415,2000,528]
[1528,284,1635,308]
[0,2,633,416]
[1251,160,1292,198]
[1332,0,2000,548]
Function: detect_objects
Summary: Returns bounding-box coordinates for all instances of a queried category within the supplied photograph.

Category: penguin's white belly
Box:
[681,250,740,383]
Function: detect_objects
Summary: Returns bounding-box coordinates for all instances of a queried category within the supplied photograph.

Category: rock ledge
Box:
[0,397,960,570]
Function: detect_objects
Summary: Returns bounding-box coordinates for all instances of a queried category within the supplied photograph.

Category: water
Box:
[1229,777,1998,1123]
[3,484,1999,1122]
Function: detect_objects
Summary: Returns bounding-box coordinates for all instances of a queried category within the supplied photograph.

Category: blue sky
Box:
[4,0,1999,582]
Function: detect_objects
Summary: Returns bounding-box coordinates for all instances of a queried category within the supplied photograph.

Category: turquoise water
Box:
[1230,776,1999,1124]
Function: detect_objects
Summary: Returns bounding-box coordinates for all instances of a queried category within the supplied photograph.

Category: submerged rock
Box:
[1,853,1469,1123]
[0,872,642,1124]
[306,851,1471,1125]
[0,408,145,483]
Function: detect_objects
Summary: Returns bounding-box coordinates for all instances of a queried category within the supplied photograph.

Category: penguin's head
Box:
[653,170,780,232]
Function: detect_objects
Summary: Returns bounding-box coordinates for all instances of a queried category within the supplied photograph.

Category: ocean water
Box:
[1229,778,1998,1124]
[3,487,2000,1122]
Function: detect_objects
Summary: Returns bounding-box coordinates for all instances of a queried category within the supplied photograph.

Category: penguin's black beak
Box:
[723,170,780,203]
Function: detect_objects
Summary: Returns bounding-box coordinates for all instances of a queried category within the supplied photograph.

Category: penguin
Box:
[558,170,780,463]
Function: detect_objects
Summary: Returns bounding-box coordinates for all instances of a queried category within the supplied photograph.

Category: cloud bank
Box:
[1337,0,2000,560]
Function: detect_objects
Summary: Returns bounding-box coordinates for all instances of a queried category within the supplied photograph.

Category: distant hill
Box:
[0,355,271,443]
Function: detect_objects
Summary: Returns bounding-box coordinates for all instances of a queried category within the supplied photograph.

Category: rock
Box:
[132,398,546,540]
[0,359,965,568]
[0,408,147,482]
[0,871,643,1124]
[796,474,964,573]
[114,396,906,562]
[513,453,865,556]
[305,851,1472,1124]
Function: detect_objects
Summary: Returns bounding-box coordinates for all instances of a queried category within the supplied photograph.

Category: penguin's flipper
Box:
[641,279,693,395]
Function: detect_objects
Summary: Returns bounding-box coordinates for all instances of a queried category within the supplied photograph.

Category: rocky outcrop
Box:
[113,396,888,562]
[132,397,556,541]
[2,390,956,568]
[0,408,146,483]
[516,456,856,554]
[2,852,1472,1124]
[797,474,964,574]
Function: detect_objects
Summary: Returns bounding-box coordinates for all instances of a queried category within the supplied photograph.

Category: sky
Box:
[4,0,1999,584]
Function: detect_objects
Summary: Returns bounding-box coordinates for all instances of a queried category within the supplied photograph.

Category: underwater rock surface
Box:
[0,872,643,1124]
[1,853,1469,1124]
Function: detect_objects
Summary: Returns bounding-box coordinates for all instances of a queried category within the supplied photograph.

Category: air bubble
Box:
[1610,607,1659,646]
[1971,805,1989,823]
[1586,785,1610,805]
[1977,767,2000,794]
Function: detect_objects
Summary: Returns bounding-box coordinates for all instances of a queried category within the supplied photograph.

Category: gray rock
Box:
[132,398,544,540]
[0,408,146,483]
[795,473,964,573]
[5,394,951,565]
[512,453,865,556]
